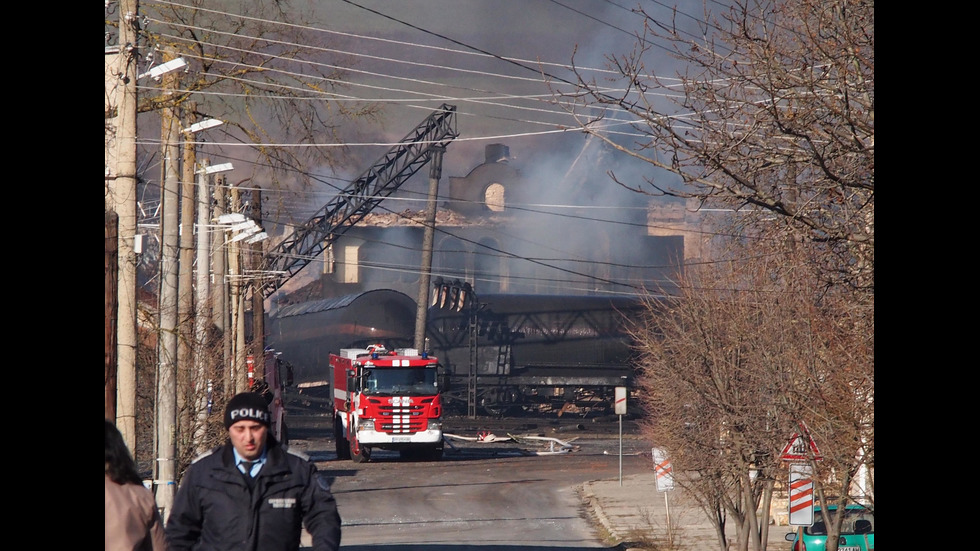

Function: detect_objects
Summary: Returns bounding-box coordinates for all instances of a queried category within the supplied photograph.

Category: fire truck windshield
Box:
[363,367,437,395]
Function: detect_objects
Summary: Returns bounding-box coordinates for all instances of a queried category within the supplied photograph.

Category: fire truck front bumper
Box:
[355,423,443,445]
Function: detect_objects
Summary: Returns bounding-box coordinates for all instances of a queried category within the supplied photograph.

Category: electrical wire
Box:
[128,0,791,294]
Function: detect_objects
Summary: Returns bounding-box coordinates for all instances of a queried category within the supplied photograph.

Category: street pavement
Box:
[290,408,795,549]
[301,469,796,549]
[583,472,794,550]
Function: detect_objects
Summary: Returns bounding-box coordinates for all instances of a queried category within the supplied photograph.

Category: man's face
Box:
[228,420,268,460]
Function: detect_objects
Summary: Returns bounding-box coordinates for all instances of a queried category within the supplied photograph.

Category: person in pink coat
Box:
[105,419,168,551]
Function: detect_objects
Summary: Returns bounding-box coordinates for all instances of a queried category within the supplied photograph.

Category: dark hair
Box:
[105,419,143,485]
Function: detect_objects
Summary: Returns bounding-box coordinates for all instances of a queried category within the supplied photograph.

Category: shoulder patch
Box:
[286,447,310,461]
[191,448,215,464]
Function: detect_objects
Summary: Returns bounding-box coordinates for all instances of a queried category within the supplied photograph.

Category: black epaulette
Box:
[190,448,216,464]
[286,447,310,461]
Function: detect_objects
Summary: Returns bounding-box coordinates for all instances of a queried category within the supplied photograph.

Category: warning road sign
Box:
[652,447,674,492]
[788,464,814,526]
[780,421,822,462]
[614,386,627,415]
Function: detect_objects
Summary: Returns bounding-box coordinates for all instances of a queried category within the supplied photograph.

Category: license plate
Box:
[839,547,860,551]
[392,436,411,442]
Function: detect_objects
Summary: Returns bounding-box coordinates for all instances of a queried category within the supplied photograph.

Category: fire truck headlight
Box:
[358,419,375,431]
[427,419,442,431]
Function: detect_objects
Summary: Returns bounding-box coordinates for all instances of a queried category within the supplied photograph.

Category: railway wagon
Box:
[267,289,651,417]
[426,293,647,416]
[267,289,418,392]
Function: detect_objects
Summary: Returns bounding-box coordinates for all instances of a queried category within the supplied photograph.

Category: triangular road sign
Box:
[780,422,822,461]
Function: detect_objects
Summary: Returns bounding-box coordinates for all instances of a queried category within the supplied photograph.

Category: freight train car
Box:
[267,289,654,417]
[266,289,418,393]
[426,293,648,416]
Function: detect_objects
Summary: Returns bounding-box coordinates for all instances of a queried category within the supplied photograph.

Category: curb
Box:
[581,482,646,551]
[581,482,617,537]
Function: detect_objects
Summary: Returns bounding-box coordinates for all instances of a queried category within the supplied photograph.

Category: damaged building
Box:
[297,143,710,302]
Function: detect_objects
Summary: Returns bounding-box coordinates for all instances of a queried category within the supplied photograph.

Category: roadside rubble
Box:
[443,431,580,455]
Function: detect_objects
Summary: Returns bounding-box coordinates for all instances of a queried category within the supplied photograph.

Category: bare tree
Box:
[771,247,874,546]
[106,0,384,212]
[105,0,384,475]
[555,0,873,291]
[557,4,873,546]
[632,242,786,551]
[632,233,872,551]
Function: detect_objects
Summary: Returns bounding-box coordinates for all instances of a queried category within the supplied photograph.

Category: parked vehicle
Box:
[330,345,445,463]
[785,504,874,551]
[253,349,294,445]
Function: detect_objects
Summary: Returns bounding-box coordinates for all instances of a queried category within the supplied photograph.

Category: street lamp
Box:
[228,223,262,243]
[245,232,269,245]
[180,120,226,452]
[197,162,235,175]
[216,212,245,224]
[229,219,259,233]
[138,57,187,81]
[183,118,223,135]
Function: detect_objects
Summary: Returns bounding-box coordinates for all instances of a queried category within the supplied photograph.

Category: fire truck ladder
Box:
[256,104,458,299]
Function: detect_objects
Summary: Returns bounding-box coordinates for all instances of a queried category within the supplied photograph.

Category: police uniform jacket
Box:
[165,438,341,551]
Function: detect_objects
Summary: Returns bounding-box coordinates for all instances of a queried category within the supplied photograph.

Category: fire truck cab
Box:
[330,345,445,463]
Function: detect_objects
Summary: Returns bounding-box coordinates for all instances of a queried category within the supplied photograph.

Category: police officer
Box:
[166,392,341,551]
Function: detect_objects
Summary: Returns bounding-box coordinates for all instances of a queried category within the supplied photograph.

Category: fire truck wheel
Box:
[425,444,444,461]
[350,437,371,463]
[335,421,351,460]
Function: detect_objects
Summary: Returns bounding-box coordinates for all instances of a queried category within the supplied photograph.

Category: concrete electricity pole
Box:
[212,180,231,400]
[250,188,265,380]
[178,108,198,439]
[110,0,141,452]
[193,162,212,450]
[155,84,181,519]
[106,212,118,420]
[414,146,445,352]
[228,186,247,393]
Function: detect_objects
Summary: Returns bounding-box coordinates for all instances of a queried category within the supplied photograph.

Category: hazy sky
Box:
[128,0,704,293]
[131,0,701,211]
[283,0,696,206]
[328,1,651,152]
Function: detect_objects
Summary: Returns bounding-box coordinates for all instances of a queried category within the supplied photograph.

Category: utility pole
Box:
[178,107,198,441]
[155,77,180,519]
[105,211,118,421]
[250,188,265,380]
[193,160,212,450]
[110,0,141,451]
[414,146,444,352]
[229,185,246,393]
[213,179,231,398]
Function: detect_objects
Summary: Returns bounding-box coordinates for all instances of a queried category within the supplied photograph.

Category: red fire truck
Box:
[329,345,445,462]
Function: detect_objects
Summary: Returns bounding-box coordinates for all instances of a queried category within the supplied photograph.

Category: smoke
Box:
[269,1,699,298]
[477,134,662,295]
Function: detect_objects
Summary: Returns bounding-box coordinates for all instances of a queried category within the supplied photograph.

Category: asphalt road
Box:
[287,412,650,550]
